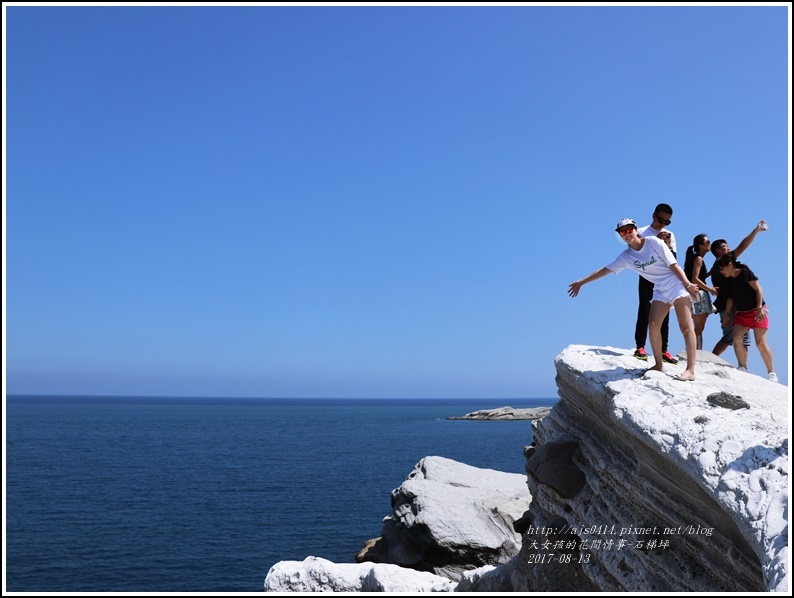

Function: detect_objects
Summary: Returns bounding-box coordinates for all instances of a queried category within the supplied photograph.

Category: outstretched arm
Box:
[568,267,612,297]
[733,220,767,258]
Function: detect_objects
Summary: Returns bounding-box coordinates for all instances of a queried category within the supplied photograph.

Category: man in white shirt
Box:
[633,203,679,364]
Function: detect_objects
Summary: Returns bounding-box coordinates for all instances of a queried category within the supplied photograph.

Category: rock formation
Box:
[355,456,530,580]
[467,345,788,592]
[447,406,552,420]
[263,556,455,592]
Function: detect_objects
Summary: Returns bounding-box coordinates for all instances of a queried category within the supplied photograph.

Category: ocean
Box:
[4,396,555,593]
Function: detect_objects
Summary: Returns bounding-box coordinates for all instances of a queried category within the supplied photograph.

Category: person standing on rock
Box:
[568,218,700,381]
[713,253,777,383]
[706,220,767,357]
[632,204,679,366]
[683,234,717,350]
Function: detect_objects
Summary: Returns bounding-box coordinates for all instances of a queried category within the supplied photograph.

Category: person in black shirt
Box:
[707,220,767,356]
[713,253,777,383]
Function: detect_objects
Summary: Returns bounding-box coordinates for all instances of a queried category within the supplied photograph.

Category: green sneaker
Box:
[633,348,648,361]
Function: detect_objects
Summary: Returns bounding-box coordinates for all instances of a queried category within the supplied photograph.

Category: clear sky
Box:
[4,4,791,398]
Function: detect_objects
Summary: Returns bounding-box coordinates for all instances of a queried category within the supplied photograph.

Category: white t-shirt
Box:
[605,236,685,298]
[638,224,677,254]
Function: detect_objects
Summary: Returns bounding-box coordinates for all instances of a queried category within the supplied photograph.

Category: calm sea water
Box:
[5,396,555,592]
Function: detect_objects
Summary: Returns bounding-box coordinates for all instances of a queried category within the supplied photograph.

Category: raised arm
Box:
[568,267,612,297]
[733,220,767,258]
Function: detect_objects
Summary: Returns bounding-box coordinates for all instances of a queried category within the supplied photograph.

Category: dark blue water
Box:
[5,396,555,592]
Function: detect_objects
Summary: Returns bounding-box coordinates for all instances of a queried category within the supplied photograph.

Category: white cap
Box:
[615,218,637,231]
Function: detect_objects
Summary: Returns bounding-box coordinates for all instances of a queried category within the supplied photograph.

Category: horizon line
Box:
[5,393,559,401]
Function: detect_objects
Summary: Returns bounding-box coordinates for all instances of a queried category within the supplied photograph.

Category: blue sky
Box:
[4,5,791,397]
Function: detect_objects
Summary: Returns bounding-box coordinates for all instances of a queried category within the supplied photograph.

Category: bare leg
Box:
[712,309,736,356]
[673,296,697,379]
[648,300,672,371]
[733,324,751,369]
[712,339,730,356]
[693,313,708,350]
[753,328,775,374]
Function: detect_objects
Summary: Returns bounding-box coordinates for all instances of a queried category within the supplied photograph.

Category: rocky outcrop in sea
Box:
[264,345,789,592]
[354,456,530,580]
[264,457,527,591]
[447,406,552,420]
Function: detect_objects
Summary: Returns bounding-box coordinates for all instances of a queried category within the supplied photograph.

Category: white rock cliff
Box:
[471,345,789,592]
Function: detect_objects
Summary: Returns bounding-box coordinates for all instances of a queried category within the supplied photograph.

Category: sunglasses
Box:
[654,215,672,226]
[618,227,635,237]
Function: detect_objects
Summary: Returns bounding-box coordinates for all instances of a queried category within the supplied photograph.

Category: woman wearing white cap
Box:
[568,218,700,381]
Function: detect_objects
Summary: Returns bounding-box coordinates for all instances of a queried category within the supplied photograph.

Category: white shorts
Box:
[652,285,690,305]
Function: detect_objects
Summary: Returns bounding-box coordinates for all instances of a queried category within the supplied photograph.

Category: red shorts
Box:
[734,307,769,330]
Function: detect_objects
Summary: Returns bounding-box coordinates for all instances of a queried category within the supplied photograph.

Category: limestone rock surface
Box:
[264,556,455,592]
[465,345,788,592]
[447,406,552,420]
[356,456,531,580]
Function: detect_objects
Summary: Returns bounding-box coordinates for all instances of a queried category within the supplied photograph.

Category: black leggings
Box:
[634,276,670,351]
